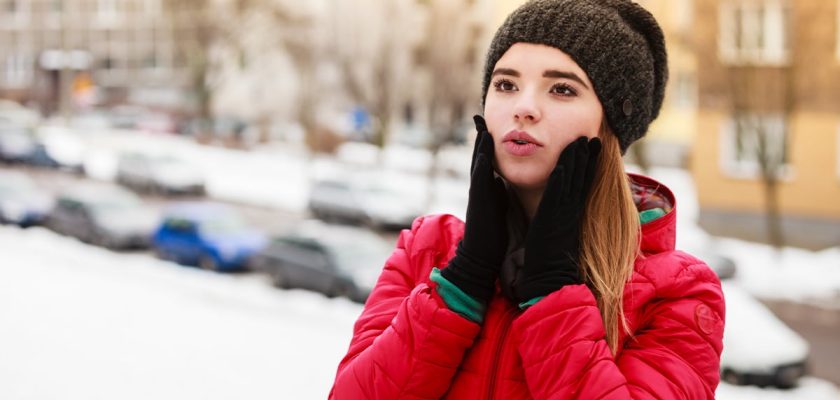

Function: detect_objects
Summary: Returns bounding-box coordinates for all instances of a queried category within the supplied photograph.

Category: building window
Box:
[97,0,120,26]
[719,0,789,65]
[721,113,790,179]
[4,53,32,87]
[2,0,29,22]
[672,72,697,109]
[143,0,160,15]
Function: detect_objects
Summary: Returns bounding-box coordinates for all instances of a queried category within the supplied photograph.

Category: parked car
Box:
[702,251,810,389]
[0,171,53,227]
[152,202,266,272]
[115,152,205,196]
[0,125,37,163]
[308,175,423,230]
[0,100,41,128]
[44,184,159,249]
[250,221,391,303]
[107,105,147,130]
[28,126,85,173]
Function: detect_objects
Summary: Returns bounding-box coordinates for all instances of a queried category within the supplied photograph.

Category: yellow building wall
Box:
[692,110,840,219]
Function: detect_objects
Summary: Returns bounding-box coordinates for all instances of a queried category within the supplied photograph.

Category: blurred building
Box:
[692,0,840,249]
[0,0,192,115]
[637,0,697,168]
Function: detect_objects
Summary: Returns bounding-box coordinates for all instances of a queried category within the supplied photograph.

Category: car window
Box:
[198,215,247,235]
[57,198,81,212]
[164,218,196,234]
[327,235,391,273]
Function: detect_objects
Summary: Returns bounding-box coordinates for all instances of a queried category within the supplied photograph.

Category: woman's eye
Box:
[551,83,577,96]
[493,79,517,92]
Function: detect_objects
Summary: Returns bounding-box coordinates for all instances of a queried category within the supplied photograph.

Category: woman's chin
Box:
[498,170,548,192]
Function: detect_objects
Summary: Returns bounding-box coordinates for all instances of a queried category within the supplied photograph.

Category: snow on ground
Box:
[19,126,840,398]
[1,225,838,399]
[0,225,362,400]
[718,378,840,399]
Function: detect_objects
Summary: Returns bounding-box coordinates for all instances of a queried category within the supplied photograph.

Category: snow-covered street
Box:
[2,224,839,399]
[0,226,361,399]
[1,128,839,399]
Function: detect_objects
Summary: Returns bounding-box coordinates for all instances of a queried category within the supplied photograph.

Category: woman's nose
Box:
[513,92,541,123]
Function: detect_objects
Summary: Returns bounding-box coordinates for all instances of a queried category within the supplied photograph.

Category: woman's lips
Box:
[502,130,542,157]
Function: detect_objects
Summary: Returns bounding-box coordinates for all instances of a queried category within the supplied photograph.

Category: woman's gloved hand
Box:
[513,136,602,304]
[441,115,509,304]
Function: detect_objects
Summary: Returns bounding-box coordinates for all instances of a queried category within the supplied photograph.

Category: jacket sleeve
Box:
[512,255,725,400]
[329,216,481,400]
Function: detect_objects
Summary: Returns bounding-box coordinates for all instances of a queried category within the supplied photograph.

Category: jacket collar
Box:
[629,173,677,255]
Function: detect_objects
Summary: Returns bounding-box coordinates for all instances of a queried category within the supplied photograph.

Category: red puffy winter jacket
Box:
[330,174,725,399]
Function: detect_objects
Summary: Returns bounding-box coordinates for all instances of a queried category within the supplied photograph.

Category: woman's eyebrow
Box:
[491,68,519,77]
[543,70,590,90]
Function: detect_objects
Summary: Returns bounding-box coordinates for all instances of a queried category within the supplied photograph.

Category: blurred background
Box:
[0,0,839,399]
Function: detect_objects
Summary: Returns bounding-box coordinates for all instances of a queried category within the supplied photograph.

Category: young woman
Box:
[330,0,725,398]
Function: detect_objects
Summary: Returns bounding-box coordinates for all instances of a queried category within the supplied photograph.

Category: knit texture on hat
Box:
[481,0,668,153]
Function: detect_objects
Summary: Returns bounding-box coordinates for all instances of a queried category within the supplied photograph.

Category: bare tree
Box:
[335,0,410,149]
[416,0,485,210]
[721,1,823,249]
[230,0,322,148]
[166,0,222,139]
[727,64,789,248]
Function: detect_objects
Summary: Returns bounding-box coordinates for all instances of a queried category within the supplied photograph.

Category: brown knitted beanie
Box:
[481,0,668,153]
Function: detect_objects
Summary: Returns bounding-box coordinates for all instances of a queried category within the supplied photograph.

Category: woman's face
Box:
[484,43,604,192]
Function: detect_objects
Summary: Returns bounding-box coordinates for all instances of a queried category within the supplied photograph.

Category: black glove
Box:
[441,115,509,303]
[513,136,602,303]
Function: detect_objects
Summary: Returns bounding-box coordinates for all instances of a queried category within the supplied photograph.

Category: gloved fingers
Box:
[569,137,591,201]
[535,164,565,221]
[472,114,488,133]
[557,137,587,199]
[478,128,496,161]
[492,176,509,214]
[582,138,602,200]
[470,127,484,175]
[470,152,492,190]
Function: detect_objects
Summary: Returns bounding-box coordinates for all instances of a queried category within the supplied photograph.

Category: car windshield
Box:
[89,195,142,218]
[198,215,248,235]
[326,234,391,273]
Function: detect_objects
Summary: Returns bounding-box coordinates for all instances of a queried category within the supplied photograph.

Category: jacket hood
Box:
[629,173,677,256]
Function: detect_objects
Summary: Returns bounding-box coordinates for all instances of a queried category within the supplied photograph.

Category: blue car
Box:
[152,202,267,272]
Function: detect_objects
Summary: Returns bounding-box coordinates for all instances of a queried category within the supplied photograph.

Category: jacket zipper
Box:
[485,306,517,400]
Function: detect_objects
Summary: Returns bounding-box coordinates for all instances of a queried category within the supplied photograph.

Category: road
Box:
[9,163,403,240]
[762,299,840,386]
[11,163,840,389]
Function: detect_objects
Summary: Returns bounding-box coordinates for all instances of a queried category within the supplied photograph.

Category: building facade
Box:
[0,0,191,115]
[692,0,840,249]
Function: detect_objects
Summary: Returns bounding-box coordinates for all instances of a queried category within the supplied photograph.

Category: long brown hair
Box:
[579,124,641,355]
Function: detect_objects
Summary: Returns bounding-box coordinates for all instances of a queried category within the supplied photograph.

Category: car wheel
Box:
[329,283,354,299]
[721,369,743,386]
[198,254,220,272]
[154,246,172,261]
[270,269,289,289]
[310,207,325,221]
[94,232,115,250]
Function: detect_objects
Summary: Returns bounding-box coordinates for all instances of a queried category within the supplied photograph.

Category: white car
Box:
[308,174,424,230]
[116,152,205,196]
[703,252,810,388]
